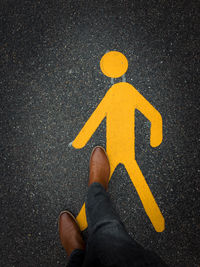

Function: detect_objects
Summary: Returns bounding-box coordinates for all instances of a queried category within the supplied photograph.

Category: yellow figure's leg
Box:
[125,161,165,232]
[76,203,87,231]
[76,162,117,231]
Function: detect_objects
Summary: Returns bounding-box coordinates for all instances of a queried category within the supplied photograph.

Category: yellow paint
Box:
[73,51,164,232]
[100,51,128,78]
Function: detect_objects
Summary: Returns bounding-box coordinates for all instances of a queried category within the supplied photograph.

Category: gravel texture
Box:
[1,0,199,266]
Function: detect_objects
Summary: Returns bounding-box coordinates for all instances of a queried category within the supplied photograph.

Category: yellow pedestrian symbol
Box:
[72,51,164,232]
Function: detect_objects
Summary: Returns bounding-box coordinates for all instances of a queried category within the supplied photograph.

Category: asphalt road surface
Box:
[1,0,199,266]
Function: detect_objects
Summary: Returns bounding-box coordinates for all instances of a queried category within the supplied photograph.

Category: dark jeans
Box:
[67,183,167,267]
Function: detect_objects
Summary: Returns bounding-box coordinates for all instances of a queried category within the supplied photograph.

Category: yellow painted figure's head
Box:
[100,51,128,78]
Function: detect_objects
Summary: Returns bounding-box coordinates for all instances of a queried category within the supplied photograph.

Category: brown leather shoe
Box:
[59,211,85,257]
[89,146,110,190]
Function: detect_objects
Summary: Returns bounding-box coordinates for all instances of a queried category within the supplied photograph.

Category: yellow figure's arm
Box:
[72,95,108,149]
[136,92,163,147]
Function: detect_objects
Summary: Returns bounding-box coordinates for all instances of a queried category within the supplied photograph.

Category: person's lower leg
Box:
[86,147,126,234]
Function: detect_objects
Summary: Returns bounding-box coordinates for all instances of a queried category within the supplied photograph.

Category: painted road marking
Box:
[72,51,164,232]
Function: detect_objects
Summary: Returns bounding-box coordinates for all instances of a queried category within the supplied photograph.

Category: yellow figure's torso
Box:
[106,82,137,164]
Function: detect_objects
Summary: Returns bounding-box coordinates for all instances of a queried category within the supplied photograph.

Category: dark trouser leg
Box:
[67,249,85,267]
[83,182,167,267]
